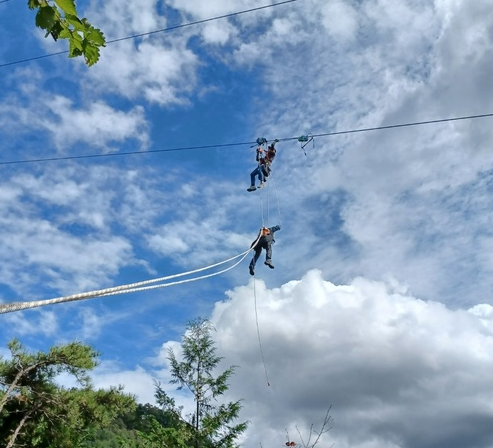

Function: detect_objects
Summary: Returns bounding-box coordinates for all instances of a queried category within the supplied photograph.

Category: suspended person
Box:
[249,225,281,275]
[247,139,279,192]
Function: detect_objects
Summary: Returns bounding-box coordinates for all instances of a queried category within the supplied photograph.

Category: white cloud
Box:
[92,361,158,403]
[1,310,59,337]
[207,270,493,448]
[89,0,166,40]
[105,271,493,447]
[0,88,149,152]
[0,165,145,296]
[87,38,199,106]
[321,1,359,42]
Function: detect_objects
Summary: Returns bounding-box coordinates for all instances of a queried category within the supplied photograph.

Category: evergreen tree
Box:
[153,318,248,448]
[0,338,135,447]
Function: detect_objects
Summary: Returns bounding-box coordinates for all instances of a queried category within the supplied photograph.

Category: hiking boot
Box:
[258,182,265,189]
[247,186,256,192]
[264,261,274,269]
[249,265,255,276]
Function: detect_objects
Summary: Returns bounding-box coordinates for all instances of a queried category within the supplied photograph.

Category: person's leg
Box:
[264,244,274,268]
[258,165,265,186]
[249,247,262,275]
[248,166,262,191]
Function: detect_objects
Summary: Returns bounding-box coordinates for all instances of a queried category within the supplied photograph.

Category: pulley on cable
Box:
[298,133,314,156]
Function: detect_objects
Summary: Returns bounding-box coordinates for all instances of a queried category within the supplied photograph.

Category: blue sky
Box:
[2,1,493,447]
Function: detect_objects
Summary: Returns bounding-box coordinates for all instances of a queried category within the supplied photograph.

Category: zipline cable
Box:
[0,0,299,68]
[2,113,492,167]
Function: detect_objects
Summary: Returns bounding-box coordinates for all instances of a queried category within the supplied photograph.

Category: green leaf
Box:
[49,21,64,40]
[54,0,77,16]
[31,0,105,66]
[65,13,85,32]
[86,27,106,47]
[58,28,71,39]
[82,42,101,66]
[68,39,83,58]
[35,5,57,31]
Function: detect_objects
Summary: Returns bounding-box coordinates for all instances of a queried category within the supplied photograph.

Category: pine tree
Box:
[153,318,248,448]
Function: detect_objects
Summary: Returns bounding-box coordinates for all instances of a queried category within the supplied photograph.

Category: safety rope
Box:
[94,249,251,297]
[259,186,266,228]
[0,244,258,315]
[258,170,282,228]
[253,277,271,386]
[269,171,282,228]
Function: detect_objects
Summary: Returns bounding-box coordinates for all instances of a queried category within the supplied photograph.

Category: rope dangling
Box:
[253,277,271,387]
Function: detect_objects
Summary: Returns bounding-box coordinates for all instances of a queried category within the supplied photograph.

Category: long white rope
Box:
[269,171,282,227]
[95,249,251,297]
[253,277,271,386]
[0,245,255,315]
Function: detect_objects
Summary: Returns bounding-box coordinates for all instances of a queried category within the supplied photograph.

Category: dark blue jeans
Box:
[250,243,272,268]
[250,165,264,186]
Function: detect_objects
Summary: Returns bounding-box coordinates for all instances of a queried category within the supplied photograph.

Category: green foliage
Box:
[153,318,248,448]
[28,0,106,66]
[0,339,135,447]
[136,415,193,448]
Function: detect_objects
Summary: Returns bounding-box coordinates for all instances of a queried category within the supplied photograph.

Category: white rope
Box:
[0,246,254,315]
[95,249,251,297]
[259,184,266,228]
[269,171,282,227]
[253,277,271,386]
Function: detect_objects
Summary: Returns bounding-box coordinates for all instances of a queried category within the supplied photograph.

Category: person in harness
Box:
[247,139,278,192]
[249,225,281,275]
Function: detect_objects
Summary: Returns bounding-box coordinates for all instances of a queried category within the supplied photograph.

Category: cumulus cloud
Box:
[92,361,158,403]
[86,39,199,106]
[0,86,149,152]
[115,271,493,448]
[0,309,59,337]
[0,165,148,297]
[321,1,359,42]
[206,270,493,448]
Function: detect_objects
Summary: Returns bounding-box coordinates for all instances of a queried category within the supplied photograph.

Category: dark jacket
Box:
[251,225,281,248]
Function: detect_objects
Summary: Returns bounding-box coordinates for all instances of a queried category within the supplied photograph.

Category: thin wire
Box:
[1,113,493,167]
[106,0,298,45]
[305,113,493,139]
[0,0,299,68]
[253,278,271,387]
[0,141,251,166]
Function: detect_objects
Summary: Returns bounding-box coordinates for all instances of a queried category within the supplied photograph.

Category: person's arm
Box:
[256,148,263,162]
